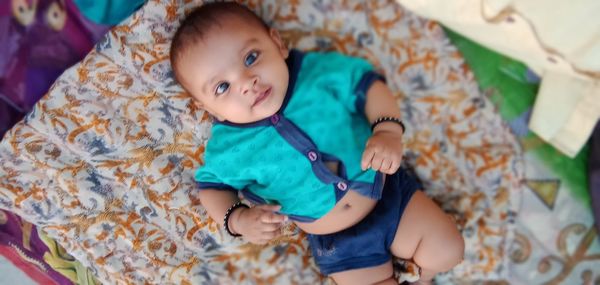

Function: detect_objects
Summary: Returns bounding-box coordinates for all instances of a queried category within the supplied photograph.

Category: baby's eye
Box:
[244,51,259,66]
[215,82,230,95]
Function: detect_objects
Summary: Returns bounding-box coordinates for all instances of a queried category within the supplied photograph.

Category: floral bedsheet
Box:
[0,0,523,283]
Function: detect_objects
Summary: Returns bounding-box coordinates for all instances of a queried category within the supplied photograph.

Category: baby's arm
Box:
[364,81,403,123]
[198,189,287,244]
[198,189,241,228]
[361,81,405,174]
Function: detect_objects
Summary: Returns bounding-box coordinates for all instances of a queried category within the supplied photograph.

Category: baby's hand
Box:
[361,127,404,174]
[229,204,288,245]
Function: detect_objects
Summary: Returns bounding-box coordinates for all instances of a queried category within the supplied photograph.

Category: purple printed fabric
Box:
[0,210,73,285]
[0,0,109,138]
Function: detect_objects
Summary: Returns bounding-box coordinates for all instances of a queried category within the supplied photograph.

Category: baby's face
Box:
[177,15,289,124]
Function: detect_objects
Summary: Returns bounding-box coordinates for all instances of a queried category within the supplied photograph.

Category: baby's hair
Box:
[170,2,269,86]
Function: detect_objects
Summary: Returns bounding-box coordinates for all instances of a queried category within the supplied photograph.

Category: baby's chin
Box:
[248,108,280,123]
[221,107,280,124]
[222,114,273,124]
[251,93,285,121]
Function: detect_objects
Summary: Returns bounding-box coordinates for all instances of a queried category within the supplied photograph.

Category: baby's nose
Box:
[242,76,259,95]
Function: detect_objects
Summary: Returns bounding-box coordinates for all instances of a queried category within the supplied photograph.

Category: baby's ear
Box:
[191,99,204,110]
[269,28,289,59]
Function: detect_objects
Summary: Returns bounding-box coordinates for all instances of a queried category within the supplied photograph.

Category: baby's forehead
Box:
[207,10,266,30]
[174,15,270,78]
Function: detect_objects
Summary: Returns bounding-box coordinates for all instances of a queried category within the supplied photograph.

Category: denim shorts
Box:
[307,168,421,275]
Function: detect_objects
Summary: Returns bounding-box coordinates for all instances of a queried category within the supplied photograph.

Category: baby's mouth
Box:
[252,87,272,107]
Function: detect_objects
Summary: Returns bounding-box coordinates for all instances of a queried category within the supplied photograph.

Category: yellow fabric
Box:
[532,72,600,157]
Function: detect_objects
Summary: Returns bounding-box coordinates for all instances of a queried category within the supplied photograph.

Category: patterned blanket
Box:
[0,0,523,283]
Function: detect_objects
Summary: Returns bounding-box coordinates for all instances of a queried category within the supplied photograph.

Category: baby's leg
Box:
[390,191,464,284]
[330,261,397,285]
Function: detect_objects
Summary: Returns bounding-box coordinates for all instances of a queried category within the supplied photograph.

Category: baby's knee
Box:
[448,232,465,265]
[438,230,465,271]
[416,229,465,273]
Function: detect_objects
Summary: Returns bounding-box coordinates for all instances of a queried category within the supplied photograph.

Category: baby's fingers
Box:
[385,160,400,174]
[260,211,288,224]
[361,146,376,170]
[255,204,281,212]
[259,223,283,233]
[380,159,392,174]
[370,153,385,171]
[261,229,282,240]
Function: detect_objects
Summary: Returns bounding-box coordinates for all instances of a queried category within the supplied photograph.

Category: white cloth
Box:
[397,0,600,157]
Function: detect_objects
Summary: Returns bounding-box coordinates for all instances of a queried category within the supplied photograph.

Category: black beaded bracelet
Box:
[223,202,249,237]
[371,116,405,133]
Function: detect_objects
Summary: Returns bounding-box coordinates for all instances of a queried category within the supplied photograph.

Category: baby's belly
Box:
[294,189,378,235]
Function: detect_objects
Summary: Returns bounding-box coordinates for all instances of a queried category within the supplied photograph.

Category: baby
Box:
[169,2,464,284]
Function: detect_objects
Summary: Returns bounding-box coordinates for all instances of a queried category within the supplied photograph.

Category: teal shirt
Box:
[195,50,385,222]
[74,0,146,25]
